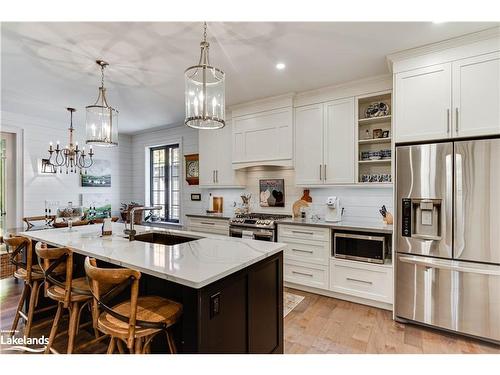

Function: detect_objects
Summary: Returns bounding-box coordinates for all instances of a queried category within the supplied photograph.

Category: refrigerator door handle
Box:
[398,255,500,276]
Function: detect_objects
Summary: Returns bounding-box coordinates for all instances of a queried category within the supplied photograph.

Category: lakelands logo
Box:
[0,330,48,353]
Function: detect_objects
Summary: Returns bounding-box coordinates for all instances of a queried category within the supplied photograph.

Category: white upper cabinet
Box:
[394,64,452,143]
[232,107,293,168]
[324,98,355,184]
[199,119,246,188]
[294,104,324,185]
[295,98,356,186]
[390,30,500,143]
[231,94,294,169]
[452,52,500,138]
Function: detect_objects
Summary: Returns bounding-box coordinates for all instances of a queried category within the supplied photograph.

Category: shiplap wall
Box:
[1,110,133,220]
[130,124,204,221]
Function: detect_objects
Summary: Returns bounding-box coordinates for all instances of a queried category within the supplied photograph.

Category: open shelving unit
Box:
[356,91,392,185]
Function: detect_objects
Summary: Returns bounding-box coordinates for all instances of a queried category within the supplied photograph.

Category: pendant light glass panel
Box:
[85,60,119,147]
[185,65,225,129]
[86,88,118,147]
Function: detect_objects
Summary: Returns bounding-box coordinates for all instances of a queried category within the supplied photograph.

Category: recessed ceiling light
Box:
[432,21,446,24]
[276,62,286,70]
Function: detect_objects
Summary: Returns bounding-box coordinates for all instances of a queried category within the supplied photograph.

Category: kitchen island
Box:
[20,223,285,354]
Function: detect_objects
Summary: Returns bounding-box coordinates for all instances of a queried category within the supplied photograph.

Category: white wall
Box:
[1,110,133,222]
[130,124,204,222]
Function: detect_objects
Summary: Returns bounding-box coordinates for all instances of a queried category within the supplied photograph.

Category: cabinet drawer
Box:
[280,237,330,265]
[284,261,329,290]
[330,259,393,303]
[187,217,229,235]
[278,225,330,242]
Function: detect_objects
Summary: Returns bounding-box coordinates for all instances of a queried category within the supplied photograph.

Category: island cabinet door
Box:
[247,253,283,354]
[198,274,248,353]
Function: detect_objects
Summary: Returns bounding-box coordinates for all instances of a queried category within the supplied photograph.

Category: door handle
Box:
[215,170,218,183]
[291,230,314,235]
[398,256,500,276]
[292,271,313,277]
[200,221,216,225]
[291,248,314,254]
[455,107,459,133]
[446,108,450,134]
[323,164,327,181]
[346,277,373,285]
[213,170,215,184]
[319,165,322,181]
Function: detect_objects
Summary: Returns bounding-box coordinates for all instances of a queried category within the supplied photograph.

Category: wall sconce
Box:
[41,158,56,174]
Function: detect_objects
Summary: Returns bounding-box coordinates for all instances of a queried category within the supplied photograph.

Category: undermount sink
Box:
[133,231,199,245]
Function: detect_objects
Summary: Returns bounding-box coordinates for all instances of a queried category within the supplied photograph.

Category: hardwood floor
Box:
[1,278,499,354]
[284,287,500,354]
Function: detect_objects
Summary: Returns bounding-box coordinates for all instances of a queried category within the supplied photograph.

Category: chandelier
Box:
[47,108,94,174]
[85,60,119,147]
[184,22,225,130]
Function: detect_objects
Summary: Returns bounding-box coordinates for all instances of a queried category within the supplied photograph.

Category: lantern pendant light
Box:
[184,22,225,130]
[85,60,119,147]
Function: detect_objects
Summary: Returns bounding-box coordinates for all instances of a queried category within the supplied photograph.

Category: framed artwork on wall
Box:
[81,159,111,187]
[259,179,285,207]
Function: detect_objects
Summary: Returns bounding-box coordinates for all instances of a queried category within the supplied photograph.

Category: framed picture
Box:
[191,193,201,201]
[259,179,285,207]
[79,193,111,218]
[184,154,199,185]
[81,159,111,187]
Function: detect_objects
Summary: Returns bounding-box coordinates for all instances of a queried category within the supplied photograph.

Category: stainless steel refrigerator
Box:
[395,138,500,343]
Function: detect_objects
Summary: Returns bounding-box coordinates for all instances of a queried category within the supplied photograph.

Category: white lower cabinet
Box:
[330,258,393,304]
[279,224,393,306]
[284,260,329,290]
[186,217,229,235]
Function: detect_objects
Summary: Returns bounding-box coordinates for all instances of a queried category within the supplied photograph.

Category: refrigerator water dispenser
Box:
[402,198,442,240]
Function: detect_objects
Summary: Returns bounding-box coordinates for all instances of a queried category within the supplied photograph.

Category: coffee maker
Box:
[325,196,342,222]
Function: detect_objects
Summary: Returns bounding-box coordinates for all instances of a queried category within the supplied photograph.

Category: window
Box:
[150,144,180,223]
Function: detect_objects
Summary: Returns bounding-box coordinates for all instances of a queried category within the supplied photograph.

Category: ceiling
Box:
[1,22,498,134]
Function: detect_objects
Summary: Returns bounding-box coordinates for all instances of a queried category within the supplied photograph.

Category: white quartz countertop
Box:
[278,218,392,234]
[19,223,286,289]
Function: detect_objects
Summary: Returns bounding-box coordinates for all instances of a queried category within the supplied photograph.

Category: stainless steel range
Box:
[229,213,292,242]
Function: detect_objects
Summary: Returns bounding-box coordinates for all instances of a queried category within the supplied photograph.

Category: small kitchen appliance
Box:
[325,196,342,222]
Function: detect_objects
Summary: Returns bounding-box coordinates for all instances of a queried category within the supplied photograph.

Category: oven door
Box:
[229,226,275,242]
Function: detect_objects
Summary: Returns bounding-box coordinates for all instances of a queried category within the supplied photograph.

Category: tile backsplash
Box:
[200,167,393,222]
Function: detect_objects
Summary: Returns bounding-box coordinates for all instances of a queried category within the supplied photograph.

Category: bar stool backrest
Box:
[35,246,75,307]
[84,257,141,349]
[4,235,36,282]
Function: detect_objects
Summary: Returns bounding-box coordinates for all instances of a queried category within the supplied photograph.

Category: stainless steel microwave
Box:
[333,231,387,264]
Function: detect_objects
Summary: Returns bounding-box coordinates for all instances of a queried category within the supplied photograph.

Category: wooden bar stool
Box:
[84,257,183,354]
[36,245,102,354]
[4,236,53,337]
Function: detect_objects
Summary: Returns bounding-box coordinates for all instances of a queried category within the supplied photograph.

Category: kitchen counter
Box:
[278,218,392,234]
[19,222,285,353]
[185,213,230,220]
[20,222,285,289]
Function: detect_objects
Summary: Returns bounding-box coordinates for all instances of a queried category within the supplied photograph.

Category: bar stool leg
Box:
[10,281,29,336]
[166,330,177,354]
[66,301,80,354]
[116,339,126,354]
[44,302,63,354]
[107,337,116,354]
[24,280,40,337]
